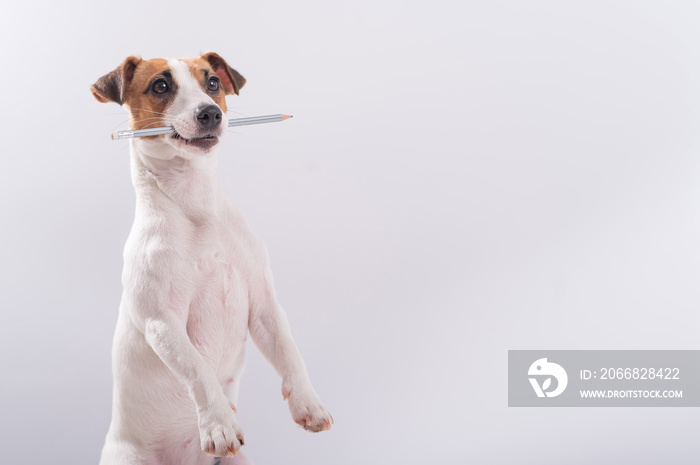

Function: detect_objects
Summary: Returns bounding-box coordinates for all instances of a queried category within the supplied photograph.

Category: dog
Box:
[91,53,332,465]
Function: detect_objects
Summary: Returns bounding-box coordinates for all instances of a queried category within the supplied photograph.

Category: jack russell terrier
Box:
[91,52,332,465]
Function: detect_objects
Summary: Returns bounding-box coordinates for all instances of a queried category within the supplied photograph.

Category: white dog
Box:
[91,53,332,465]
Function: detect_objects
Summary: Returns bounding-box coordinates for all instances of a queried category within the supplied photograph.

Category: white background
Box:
[2,1,700,464]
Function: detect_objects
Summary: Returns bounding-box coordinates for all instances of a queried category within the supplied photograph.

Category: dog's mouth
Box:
[171,132,219,151]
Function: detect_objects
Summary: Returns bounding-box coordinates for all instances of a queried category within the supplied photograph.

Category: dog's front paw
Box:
[198,398,245,457]
[284,385,333,433]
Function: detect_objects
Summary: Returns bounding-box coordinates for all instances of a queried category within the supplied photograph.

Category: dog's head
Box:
[91,53,245,156]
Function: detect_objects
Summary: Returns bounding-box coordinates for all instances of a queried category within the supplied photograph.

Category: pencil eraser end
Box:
[110,132,119,140]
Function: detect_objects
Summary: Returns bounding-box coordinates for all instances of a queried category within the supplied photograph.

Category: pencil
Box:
[111,114,292,140]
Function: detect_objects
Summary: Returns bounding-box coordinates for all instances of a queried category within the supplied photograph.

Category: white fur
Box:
[99,59,331,465]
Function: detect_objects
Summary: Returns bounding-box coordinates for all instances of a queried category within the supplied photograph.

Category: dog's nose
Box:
[195,104,222,130]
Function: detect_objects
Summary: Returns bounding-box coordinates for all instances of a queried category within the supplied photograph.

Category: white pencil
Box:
[111,114,292,140]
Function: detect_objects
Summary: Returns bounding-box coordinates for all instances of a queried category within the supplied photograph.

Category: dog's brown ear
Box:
[91,56,142,105]
[201,52,246,95]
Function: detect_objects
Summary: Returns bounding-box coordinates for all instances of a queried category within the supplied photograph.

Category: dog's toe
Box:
[198,399,245,456]
[287,389,333,433]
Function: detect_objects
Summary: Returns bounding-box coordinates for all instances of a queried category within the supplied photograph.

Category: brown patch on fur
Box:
[122,58,175,131]
[201,52,246,96]
[91,56,142,105]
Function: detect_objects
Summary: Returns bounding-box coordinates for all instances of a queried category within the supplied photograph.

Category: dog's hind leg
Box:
[98,440,154,465]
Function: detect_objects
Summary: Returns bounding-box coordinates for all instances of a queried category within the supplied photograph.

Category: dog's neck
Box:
[129,140,223,222]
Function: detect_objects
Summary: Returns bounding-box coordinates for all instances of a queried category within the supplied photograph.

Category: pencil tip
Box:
[282,114,293,121]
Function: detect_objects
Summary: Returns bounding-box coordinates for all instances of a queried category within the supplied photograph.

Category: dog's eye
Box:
[152,79,169,94]
[207,77,220,92]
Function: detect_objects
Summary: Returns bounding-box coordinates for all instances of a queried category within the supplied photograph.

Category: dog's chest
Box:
[185,224,250,365]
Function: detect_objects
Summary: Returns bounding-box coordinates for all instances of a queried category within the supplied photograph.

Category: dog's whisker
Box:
[131,115,166,121]
[133,115,176,127]
[111,115,171,132]
[129,108,171,116]
[140,122,167,129]
[111,122,131,132]
[226,109,249,117]
[134,118,170,125]
[130,118,166,126]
